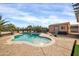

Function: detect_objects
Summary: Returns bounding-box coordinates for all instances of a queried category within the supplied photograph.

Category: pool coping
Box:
[5,33,56,47]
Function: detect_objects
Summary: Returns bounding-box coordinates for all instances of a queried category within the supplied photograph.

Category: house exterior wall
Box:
[59,24,68,32]
[70,25,79,33]
[49,22,70,34]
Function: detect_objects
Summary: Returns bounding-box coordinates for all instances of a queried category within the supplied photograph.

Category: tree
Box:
[16,27,20,33]
[42,27,49,33]
[6,23,16,35]
[0,16,8,36]
[27,25,32,32]
[32,26,42,33]
[21,27,25,33]
[26,25,48,33]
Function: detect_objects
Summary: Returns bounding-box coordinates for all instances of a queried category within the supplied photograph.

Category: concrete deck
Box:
[0,33,76,56]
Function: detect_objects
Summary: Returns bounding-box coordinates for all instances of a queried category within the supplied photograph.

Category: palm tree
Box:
[7,23,16,35]
[0,16,8,36]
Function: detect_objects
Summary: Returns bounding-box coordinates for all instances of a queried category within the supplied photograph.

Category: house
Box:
[49,22,70,34]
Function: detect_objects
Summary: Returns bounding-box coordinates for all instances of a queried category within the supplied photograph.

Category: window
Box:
[61,26,65,29]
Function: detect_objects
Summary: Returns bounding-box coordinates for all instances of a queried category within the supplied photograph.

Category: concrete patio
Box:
[0,33,76,56]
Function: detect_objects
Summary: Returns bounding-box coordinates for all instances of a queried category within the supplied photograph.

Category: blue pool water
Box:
[12,32,51,44]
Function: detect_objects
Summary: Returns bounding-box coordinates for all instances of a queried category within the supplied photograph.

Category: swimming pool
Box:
[12,32,53,47]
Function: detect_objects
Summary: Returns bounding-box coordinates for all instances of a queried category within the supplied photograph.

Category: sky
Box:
[0,3,77,27]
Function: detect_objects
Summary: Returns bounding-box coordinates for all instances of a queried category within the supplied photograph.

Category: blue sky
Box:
[0,3,77,27]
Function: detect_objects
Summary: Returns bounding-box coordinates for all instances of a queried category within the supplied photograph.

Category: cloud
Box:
[0,5,29,17]
[0,3,77,27]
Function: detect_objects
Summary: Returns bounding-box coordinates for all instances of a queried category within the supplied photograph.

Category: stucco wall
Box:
[49,22,70,33]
